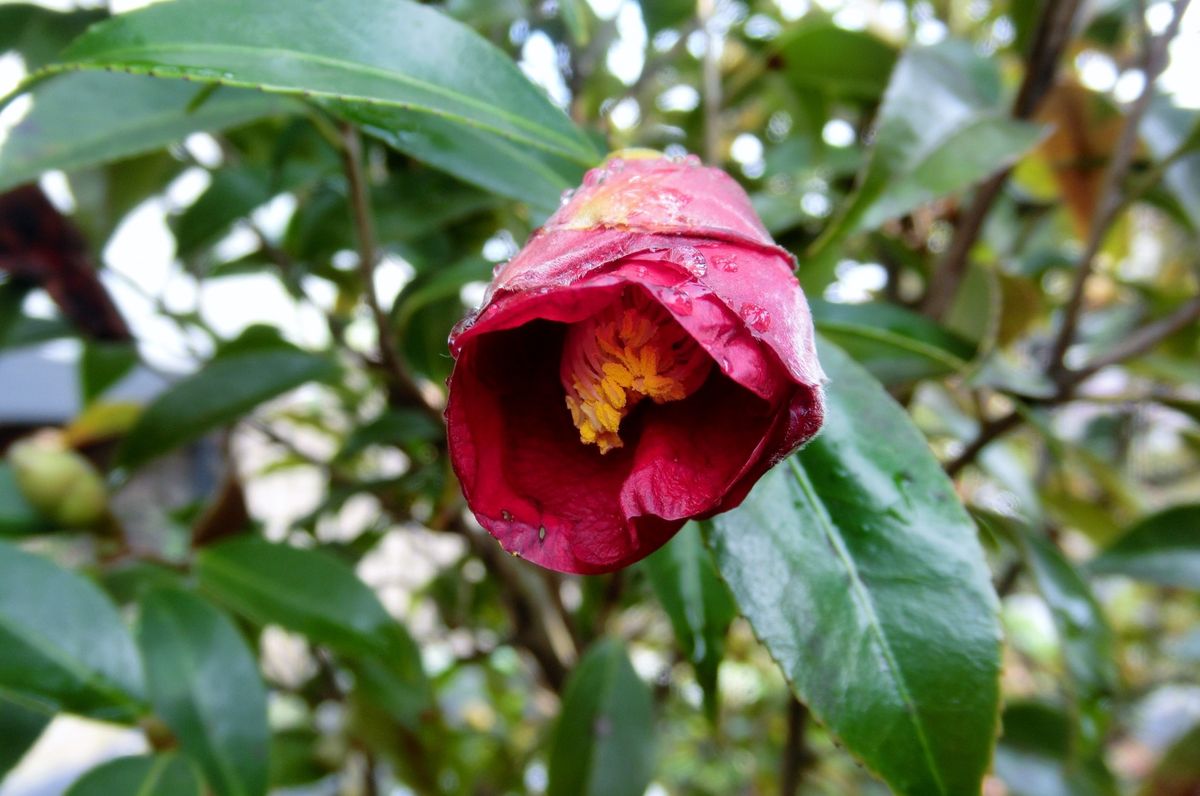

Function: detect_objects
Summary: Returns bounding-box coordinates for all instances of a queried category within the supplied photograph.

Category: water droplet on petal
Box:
[607,157,626,172]
[668,245,707,276]
[663,288,693,316]
[712,254,739,272]
[559,187,575,206]
[740,303,771,332]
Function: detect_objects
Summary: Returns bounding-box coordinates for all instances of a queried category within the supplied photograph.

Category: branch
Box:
[337,123,442,423]
[780,697,815,795]
[945,409,1025,477]
[698,0,722,165]
[946,291,1200,475]
[1045,0,1191,373]
[920,0,1083,319]
[1062,294,1200,386]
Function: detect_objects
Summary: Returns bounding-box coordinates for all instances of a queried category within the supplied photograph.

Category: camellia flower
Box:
[446,150,825,574]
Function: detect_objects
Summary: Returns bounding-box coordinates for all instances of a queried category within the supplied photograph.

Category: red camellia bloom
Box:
[446,151,826,574]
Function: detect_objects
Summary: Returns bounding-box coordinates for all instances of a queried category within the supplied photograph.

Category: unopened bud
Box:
[8,434,107,528]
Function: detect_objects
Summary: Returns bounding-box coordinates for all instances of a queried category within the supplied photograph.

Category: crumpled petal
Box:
[447,152,826,574]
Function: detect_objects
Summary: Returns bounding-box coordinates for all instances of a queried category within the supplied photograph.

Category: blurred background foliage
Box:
[0,0,1198,794]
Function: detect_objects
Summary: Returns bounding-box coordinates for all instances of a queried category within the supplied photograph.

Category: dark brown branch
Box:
[920,0,1083,319]
[1045,0,1192,373]
[780,697,815,795]
[337,123,442,423]
[945,410,1026,477]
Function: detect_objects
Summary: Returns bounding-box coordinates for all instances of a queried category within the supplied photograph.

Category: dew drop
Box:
[582,167,606,187]
[740,303,771,332]
[663,288,693,315]
[559,187,575,206]
[712,254,739,273]
[607,157,626,172]
[668,245,707,276]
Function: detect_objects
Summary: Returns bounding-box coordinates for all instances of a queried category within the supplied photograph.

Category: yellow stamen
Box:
[561,289,711,453]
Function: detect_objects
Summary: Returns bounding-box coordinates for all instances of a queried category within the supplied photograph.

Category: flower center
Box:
[560,289,711,453]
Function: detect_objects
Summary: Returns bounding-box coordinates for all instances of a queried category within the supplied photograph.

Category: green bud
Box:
[8,435,108,528]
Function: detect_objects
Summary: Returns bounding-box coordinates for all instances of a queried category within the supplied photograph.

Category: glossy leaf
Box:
[1090,504,1200,589]
[33,0,597,165]
[1144,94,1200,233]
[0,692,51,778]
[1017,530,1118,746]
[775,22,898,100]
[137,588,269,796]
[117,346,339,470]
[707,339,1001,796]
[809,299,975,384]
[0,542,143,715]
[197,537,430,724]
[643,522,736,723]
[64,754,203,796]
[0,72,289,192]
[357,108,583,214]
[79,341,139,405]
[174,166,277,259]
[547,640,655,796]
[809,39,1042,265]
[995,701,1117,796]
[0,5,107,70]
[197,536,418,657]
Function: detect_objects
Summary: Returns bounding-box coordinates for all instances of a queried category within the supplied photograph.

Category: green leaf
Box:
[64,754,202,796]
[358,109,582,214]
[1089,504,1200,589]
[641,0,693,34]
[706,338,1001,796]
[197,537,430,725]
[547,640,655,796]
[197,536,413,658]
[80,341,139,405]
[643,522,736,723]
[809,299,975,384]
[1015,528,1118,748]
[174,166,276,259]
[137,588,269,796]
[0,72,290,192]
[1144,94,1200,233]
[808,40,1043,273]
[0,464,49,536]
[775,22,898,100]
[28,0,597,167]
[117,347,340,471]
[0,5,107,71]
[0,691,51,778]
[0,541,144,716]
[995,701,1117,796]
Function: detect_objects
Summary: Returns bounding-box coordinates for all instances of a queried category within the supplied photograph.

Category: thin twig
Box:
[780,697,815,795]
[945,410,1026,477]
[698,0,722,165]
[337,122,442,423]
[1045,0,1192,373]
[1063,295,1200,385]
[920,0,1083,318]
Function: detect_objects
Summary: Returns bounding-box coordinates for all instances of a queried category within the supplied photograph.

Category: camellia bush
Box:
[0,0,1198,794]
